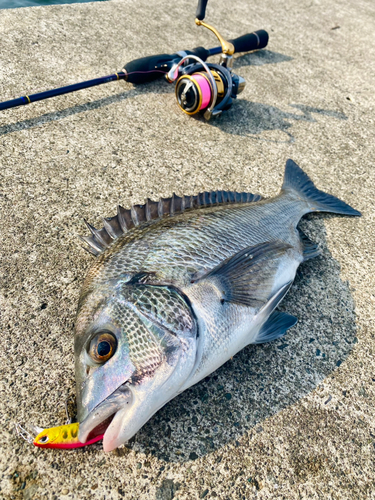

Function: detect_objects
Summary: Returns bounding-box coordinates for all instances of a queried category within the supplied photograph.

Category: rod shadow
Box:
[122,215,357,463]
[0,92,348,145]
[0,89,139,137]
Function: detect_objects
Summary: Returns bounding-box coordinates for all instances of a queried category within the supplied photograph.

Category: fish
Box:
[33,422,103,449]
[73,159,360,452]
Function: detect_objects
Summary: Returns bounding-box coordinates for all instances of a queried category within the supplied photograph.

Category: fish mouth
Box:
[78,384,133,448]
[85,414,115,442]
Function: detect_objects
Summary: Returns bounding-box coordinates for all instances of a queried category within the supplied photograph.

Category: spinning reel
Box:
[0,0,268,118]
[166,0,248,120]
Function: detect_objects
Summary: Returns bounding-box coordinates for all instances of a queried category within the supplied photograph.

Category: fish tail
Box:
[281,159,361,216]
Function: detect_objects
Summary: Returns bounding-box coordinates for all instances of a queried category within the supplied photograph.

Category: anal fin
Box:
[254,311,297,344]
[298,228,320,262]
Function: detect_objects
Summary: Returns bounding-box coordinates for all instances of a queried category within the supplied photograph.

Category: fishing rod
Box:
[0,0,269,120]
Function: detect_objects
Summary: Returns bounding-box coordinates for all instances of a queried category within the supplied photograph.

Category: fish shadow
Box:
[127,214,358,463]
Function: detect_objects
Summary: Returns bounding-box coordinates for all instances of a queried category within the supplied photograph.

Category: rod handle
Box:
[123,54,174,83]
[230,30,269,54]
[123,47,210,84]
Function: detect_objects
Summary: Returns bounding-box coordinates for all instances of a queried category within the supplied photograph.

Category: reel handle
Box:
[230,30,269,53]
[196,0,208,21]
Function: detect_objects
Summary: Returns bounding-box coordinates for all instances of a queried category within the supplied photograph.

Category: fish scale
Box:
[84,194,304,292]
[74,160,360,451]
[114,301,163,375]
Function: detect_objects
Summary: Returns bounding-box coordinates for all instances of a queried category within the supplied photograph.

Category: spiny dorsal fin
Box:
[80,190,263,256]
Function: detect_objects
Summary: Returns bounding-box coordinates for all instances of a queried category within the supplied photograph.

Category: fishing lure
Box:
[15,398,103,449]
[15,421,103,449]
[33,422,103,449]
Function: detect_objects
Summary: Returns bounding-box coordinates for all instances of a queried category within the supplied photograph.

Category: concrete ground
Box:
[0,0,374,498]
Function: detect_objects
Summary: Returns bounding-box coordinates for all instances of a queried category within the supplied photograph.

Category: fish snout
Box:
[78,384,133,444]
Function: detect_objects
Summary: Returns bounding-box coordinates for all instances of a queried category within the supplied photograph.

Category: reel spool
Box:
[168,56,245,120]
[175,69,225,116]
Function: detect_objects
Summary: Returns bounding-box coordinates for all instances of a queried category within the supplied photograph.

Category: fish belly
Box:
[181,305,260,391]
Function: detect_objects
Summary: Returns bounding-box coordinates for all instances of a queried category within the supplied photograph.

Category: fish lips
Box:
[78,384,133,445]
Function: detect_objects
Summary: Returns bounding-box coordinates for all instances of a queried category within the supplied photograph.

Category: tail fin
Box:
[282,159,361,216]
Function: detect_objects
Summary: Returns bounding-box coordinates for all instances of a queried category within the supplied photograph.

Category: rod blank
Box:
[0,73,126,111]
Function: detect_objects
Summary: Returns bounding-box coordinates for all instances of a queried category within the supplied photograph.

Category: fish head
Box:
[74,277,198,451]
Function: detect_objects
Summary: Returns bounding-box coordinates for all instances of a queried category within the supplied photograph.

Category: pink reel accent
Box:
[191,73,212,110]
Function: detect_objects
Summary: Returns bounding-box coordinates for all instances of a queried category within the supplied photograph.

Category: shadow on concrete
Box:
[208,102,347,143]
[125,215,357,463]
[233,49,293,69]
[0,94,347,145]
[0,89,139,137]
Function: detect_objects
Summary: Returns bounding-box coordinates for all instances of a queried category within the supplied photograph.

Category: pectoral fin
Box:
[195,241,292,307]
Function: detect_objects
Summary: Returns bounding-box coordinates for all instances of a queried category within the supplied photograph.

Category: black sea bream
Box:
[74,160,360,451]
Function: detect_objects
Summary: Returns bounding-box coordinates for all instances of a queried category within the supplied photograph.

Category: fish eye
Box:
[89,332,117,364]
[38,435,49,444]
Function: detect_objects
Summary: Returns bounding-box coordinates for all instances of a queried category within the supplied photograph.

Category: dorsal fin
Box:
[80,190,263,256]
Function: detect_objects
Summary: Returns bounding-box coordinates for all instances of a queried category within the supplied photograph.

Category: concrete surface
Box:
[0,0,374,498]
